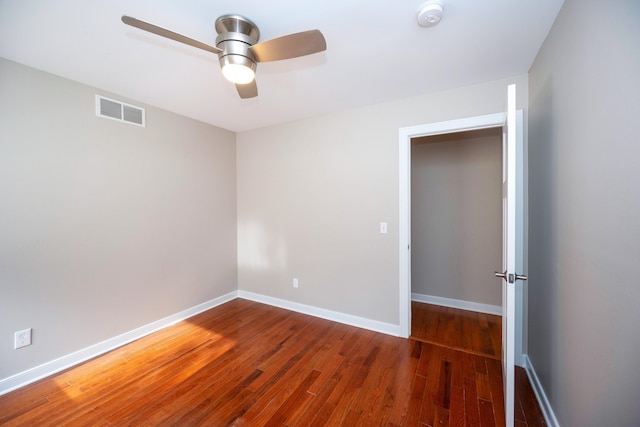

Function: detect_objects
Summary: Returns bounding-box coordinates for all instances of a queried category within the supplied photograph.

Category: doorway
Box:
[398,112,508,338]
[410,128,503,315]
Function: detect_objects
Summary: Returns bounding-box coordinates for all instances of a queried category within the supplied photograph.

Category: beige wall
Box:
[411,129,502,305]
[0,58,237,379]
[528,0,640,425]
[237,74,528,325]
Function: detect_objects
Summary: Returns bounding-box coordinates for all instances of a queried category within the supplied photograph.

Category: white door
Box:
[496,83,525,427]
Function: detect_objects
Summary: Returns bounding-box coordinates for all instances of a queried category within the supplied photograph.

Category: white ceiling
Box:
[0,0,564,132]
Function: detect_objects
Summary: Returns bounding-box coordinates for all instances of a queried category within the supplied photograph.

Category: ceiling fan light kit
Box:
[417,0,444,27]
[221,61,256,84]
[121,13,326,99]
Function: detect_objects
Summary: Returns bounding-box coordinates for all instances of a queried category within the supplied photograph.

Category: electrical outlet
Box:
[14,328,32,349]
[293,278,299,288]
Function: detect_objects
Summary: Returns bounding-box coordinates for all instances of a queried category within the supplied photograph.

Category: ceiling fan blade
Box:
[249,30,326,62]
[236,80,258,99]
[121,16,222,55]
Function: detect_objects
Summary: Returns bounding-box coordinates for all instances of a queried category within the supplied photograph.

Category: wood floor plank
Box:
[420,344,443,426]
[320,343,381,426]
[415,339,434,378]
[476,354,489,374]
[487,358,507,427]
[450,385,466,427]
[435,404,451,427]
[347,343,396,425]
[404,373,427,426]
[479,398,497,427]
[438,360,453,409]
[476,371,493,401]
[464,376,481,427]
[385,340,422,426]
[516,366,548,427]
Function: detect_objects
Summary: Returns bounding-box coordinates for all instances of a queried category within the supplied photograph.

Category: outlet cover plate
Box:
[15,328,32,349]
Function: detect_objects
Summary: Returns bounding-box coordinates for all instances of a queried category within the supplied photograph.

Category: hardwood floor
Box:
[410,302,502,359]
[0,299,545,426]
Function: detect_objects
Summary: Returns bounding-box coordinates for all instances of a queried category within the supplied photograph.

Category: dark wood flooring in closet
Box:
[0,299,546,426]
[410,301,502,359]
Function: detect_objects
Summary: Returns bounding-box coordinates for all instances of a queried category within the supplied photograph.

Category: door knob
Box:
[495,271,527,283]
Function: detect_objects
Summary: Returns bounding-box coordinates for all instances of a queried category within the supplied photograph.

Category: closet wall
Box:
[411,128,502,307]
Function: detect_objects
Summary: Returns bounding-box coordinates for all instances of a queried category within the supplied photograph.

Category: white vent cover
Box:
[95,95,145,127]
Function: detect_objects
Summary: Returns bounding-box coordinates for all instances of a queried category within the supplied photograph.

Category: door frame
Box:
[398,112,525,364]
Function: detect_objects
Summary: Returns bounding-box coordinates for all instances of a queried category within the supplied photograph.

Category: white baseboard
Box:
[238,290,401,337]
[0,291,238,397]
[523,355,560,427]
[412,293,502,316]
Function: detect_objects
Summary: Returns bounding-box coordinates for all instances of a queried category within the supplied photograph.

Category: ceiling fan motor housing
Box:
[215,15,260,74]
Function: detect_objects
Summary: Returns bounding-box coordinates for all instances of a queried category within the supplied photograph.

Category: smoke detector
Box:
[417,0,444,27]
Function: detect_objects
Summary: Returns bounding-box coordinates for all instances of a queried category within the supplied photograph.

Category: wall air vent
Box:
[95,95,145,127]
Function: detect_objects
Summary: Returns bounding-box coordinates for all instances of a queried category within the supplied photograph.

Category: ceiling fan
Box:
[121,14,327,99]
